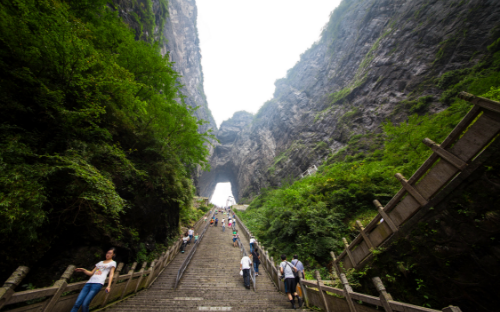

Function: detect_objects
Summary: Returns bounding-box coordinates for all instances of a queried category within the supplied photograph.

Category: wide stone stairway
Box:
[105,219,293,311]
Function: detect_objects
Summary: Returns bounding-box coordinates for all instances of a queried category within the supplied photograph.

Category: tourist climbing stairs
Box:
[105,219,292,311]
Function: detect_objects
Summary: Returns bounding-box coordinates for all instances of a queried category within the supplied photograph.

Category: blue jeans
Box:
[71,283,103,312]
[254,262,260,273]
[222,225,225,232]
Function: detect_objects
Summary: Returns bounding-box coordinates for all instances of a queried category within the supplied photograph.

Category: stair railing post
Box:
[340,273,358,312]
[120,262,137,300]
[342,238,357,268]
[298,274,310,308]
[373,200,398,233]
[442,306,463,312]
[330,251,341,278]
[315,270,330,312]
[42,265,75,312]
[372,277,393,312]
[0,266,29,309]
[356,220,374,250]
[134,262,148,293]
[101,262,124,307]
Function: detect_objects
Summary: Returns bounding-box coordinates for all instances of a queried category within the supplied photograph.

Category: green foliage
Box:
[0,0,212,275]
[238,87,497,270]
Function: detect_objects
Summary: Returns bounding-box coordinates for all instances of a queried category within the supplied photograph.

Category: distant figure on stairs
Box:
[194,233,199,242]
[251,249,260,276]
[240,253,253,289]
[232,218,236,230]
[181,233,189,253]
[188,227,194,242]
[280,254,303,309]
[228,218,232,229]
[210,218,214,227]
[70,248,117,312]
[250,236,256,253]
[222,218,226,232]
[215,217,219,227]
[232,230,239,247]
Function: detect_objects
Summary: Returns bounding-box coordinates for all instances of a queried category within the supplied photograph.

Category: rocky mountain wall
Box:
[114,0,217,182]
[198,0,500,202]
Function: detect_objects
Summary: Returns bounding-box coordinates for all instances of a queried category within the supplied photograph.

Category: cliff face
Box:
[198,0,500,202]
[114,0,217,182]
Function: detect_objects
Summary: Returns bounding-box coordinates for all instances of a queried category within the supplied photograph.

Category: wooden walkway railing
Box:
[231,91,500,312]
[336,92,500,270]
[0,211,211,312]
[235,213,462,312]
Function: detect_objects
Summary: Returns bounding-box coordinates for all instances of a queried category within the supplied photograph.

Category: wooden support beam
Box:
[442,306,463,312]
[315,271,330,312]
[356,220,374,250]
[101,262,124,307]
[422,138,467,170]
[372,277,393,312]
[120,262,137,300]
[394,173,428,206]
[0,266,29,309]
[340,273,358,312]
[458,91,500,114]
[373,200,398,233]
[330,251,340,279]
[134,262,148,293]
[342,238,357,267]
[42,265,75,312]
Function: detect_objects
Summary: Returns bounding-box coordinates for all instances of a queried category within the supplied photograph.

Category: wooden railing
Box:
[234,214,462,312]
[336,92,500,270]
[0,211,211,312]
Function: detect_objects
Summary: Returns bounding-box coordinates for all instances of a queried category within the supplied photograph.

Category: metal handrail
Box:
[237,237,256,291]
[174,209,213,290]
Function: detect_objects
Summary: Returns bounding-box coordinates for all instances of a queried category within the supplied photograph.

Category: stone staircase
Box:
[105,221,293,311]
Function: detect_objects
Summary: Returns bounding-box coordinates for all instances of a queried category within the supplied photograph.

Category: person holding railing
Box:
[240,253,253,289]
[280,254,303,309]
[70,248,117,312]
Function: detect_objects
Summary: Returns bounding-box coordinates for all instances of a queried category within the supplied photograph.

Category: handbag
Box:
[239,270,243,276]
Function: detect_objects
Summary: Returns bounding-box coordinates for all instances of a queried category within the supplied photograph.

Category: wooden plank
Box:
[389,194,422,226]
[342,238,357,268]
[315,271,330,312]
[459,91,500,114]
[422,138,467,170]
[413,160,458,200]
[350,240,369,264]
[120,262,137,300]
[7,286,59,305]
[356,220,374,249]
[367,221,392,247]
[373,200,398,232]
[134,262,148,294]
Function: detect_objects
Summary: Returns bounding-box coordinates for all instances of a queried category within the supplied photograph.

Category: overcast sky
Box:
[196,0,341,206]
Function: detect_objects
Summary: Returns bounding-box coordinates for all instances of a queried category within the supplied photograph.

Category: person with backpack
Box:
[180,233,189,253]
[279,254,303,309]
[240,253,252,289]
[251,249,260,276]
[291,255,305,281]
[215,217,218,227]
[232,230,239,247]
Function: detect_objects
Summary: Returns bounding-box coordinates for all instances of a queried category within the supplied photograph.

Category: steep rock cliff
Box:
[114,0,217,182]
[199,0,500,202]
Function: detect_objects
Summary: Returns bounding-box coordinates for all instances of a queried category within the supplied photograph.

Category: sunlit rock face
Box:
[197,0,500,202]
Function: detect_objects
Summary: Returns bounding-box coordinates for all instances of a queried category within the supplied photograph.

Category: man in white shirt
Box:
[240,254,252,289]
[280,254,303,309]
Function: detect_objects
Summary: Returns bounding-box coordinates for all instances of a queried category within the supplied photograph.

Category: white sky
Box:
[197,0,342,127]
[197,0,342,205]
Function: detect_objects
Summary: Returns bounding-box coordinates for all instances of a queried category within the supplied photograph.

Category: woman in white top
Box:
[70,247,117,312]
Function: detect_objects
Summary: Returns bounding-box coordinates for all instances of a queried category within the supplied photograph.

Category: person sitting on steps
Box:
[70,248,117,312]
[280,254,303,309]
